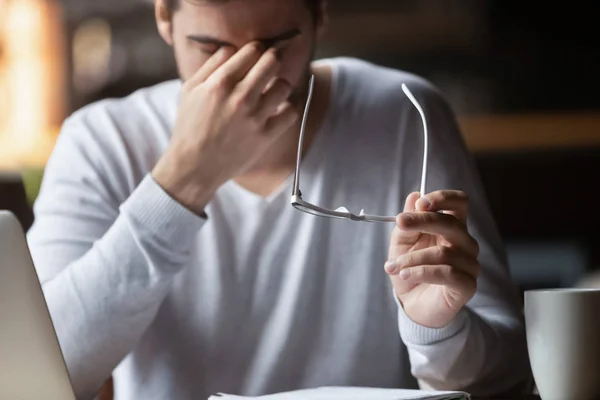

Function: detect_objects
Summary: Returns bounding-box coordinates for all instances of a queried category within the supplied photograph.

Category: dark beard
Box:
[288,42,317,109]
[288,67,312,109]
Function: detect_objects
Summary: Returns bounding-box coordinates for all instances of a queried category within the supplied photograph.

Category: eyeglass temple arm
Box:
[401,83,428,197]
[293,78,427,203]
[292,74,316,197]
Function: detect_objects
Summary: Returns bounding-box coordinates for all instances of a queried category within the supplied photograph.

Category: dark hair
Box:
[166,0,322,20]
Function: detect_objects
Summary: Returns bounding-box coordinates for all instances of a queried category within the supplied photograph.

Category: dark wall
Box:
[486,1,600,113]
[475,146,600,271]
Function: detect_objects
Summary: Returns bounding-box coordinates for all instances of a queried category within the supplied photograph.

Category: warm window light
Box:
[0,0,66,171]
[73,18,112,94]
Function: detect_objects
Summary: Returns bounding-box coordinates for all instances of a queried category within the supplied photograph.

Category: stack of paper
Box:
[208,386,470,400]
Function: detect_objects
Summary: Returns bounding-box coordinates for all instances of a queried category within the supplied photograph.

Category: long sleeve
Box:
[395,82,534,396]
[26,117,205,400]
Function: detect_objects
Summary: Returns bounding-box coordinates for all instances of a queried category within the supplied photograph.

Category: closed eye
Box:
[195,43,221,55]
[274,42,291,56]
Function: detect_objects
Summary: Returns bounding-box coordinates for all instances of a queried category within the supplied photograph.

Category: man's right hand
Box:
[152,42,299,215]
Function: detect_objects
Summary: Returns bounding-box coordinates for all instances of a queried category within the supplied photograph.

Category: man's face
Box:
[157,0,326,105]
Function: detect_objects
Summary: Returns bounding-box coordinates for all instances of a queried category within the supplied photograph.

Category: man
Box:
[27,0,532,399]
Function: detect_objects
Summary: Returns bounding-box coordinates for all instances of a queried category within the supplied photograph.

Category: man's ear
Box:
[155,0,174,46]
[316,0,329,39]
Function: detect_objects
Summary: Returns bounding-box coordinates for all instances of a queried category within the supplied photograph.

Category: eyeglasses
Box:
[291,74,429,223]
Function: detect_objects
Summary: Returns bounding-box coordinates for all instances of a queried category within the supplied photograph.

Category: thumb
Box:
[395,191,421,229]
[403,192,421,213]
[389,192,422,255]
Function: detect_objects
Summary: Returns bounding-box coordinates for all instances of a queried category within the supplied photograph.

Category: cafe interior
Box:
[0,0,599,399]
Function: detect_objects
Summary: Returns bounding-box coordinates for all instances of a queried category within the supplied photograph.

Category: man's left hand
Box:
[385,190,480,329]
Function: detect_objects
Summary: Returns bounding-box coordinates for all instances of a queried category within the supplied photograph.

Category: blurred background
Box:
[1,0,599,294]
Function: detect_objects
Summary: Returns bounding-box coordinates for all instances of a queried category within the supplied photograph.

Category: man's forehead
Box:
[178,0,305,19]
[177,0,305,45]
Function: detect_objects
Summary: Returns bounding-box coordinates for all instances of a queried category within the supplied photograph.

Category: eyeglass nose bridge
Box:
[334,207,366,222]
[348,213,364,222]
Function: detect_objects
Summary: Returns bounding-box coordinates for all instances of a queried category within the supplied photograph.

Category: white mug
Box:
[525,289,600,400]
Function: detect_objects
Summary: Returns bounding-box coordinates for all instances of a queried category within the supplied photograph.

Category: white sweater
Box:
[27,57,532,400]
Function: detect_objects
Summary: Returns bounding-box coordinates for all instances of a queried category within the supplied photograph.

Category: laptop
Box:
[0,210,76,400]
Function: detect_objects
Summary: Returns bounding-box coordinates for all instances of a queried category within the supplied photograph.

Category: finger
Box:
[404,192,421,213]
[398,212,479,257]
[416,190,469,225]
[239,48,282,103]
[207,41,265,90]
[384,246,480,279]
[264,101,298,136]
[396,264,477,297]
[390,192,422,247]
[183,47,235,91]
[255,78,293,120]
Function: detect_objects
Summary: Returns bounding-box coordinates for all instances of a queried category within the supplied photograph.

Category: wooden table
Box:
[459,111,600,153]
